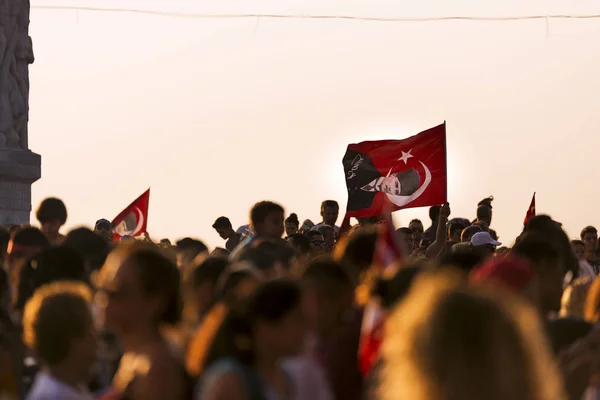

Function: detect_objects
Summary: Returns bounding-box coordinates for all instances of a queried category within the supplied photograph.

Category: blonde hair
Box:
[561,277,594,319]
[378,271,565,400]
[22,281,92,365]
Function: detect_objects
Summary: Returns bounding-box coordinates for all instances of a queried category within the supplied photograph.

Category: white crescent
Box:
[385,161,432,207]
[132,207,145,236]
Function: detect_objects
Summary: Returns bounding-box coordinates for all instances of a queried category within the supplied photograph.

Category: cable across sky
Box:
[30,5,600,23]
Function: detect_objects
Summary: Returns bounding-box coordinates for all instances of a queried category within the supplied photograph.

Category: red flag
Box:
[358,301,385,377]
[111,189,150,241]
[524,192,536,226]
[373,211,406,269]
[342,123,447,219]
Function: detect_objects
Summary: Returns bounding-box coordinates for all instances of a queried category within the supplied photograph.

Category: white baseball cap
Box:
[471,231,502,247]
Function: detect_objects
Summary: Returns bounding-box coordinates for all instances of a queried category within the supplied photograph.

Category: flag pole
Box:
[443,120,448,202]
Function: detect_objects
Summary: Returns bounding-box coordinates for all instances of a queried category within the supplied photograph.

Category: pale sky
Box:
[28,0,600,248]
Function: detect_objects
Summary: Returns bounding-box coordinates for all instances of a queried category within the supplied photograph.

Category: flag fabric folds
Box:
[111,189,150,241]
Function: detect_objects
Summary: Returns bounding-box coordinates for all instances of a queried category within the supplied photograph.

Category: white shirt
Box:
[27,372,94,400]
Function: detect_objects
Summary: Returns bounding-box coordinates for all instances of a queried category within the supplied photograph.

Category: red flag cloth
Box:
[523,192,536,226]
[111,189,150,241]
[342,123,447,219]
[372,211,405,269]
[358,301,385,377]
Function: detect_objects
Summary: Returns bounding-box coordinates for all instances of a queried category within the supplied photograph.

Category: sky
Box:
[28,0,600,248]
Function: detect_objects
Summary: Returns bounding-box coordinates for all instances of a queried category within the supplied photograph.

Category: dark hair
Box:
[22,282,92,366]
[461,225,482,242]
[127,249,182,325]
[448,222,466,239]
[305,230,324,240]
[476,205,492,219]
[302,257,352,295]
[36,198,68,225]
[11,227,49,249]
[374,266,421,309]
[253,239,295,270]
[206,279,302,367]
[287,234,311,255]
[250,201,284,228]
[336,226,378,278]
[16,246,88,311]
[512,234,561,272]
[285,214,299,225]
[439,250,484,274]
[397,227,413,236]
[581,226,598,240]
[321,200,339,212]
[236,247,276,273]
[429,205,441,221]
[522,215,578,279]
[571,240,585,247]
[64,227,109,272]
[409,219,423,226]
[192,257,229,289]
[212,217,232,230]
[216,268,260,305]
[176,238,208,255]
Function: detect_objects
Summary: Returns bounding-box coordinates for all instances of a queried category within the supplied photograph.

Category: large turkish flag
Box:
[342,123,447,218]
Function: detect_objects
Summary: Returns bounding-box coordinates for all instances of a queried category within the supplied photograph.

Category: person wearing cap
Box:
[94,219,113,243]
[470,231,501,261]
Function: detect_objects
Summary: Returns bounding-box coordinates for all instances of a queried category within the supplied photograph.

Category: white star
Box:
[397,149,413,164]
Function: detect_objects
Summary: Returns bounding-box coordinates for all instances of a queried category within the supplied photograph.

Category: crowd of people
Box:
[1,195,600,399]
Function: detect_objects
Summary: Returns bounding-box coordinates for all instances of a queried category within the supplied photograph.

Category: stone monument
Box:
[0,0,41,225]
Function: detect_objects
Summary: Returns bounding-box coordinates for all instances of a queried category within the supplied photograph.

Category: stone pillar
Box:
[0,0,41,225]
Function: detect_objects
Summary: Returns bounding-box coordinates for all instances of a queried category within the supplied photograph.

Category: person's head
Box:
[561,277,594,319]
[16,246,88,312]
[302,258,353,337]
[65,227,110,273]
[250,201,285,239]
[317,225,336,251]
[470,255,537,306]
[94,219,113,243]
[192,257,229,317]
[580,226,598,254]
[334,225,378,284]
[287,233,311,257]
[447,221,466,242]
[207,279,306,367]
[408,219,424,244]
[22,282,97,378]
[285,214,300,237]
[378,271,564,400]
[571,240,586,260]
[212,217,234,240]
[306,230,327,255]
[36,197,68,238]
[215,264,263,307]
[439,248,484,274]
[470,232,501,261]
[396,227,414,251]
[512,234,564,315]
[461,225,482,243]
[5,227,50,297]
[320,200,339,226]
[210,247,230,258]
[429,206,441,223]
[96,242,182,336]
[252,238,296,275]
[476,205,492,226]
[175,238,208,269]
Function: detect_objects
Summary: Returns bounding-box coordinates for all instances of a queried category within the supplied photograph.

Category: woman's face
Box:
[285,222,298,237]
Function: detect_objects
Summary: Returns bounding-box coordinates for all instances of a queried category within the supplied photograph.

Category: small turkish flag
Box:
[342,123,447,218]
[111,189,150,241]
[524,192,536,226]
